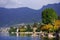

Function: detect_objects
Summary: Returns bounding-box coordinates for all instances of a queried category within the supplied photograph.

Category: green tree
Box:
[58,16,60,20]
[36,26,41,32]
[9,27,17,33]
[26,24,33,32]
[42,8,58,25]
[33,23,37,27]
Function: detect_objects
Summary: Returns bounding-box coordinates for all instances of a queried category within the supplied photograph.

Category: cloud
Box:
[0,0,60,10]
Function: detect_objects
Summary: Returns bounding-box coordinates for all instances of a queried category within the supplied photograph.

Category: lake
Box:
[0,32,41,40]
[0,32,60,40]
[0,36,41,40]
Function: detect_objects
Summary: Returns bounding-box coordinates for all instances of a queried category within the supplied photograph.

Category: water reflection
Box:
[0,32,60,40]
[0,36,40,40]
[40,37,60,40]
[0,32,40,40]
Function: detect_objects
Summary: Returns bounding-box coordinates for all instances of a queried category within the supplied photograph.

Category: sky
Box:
[0,0,60,10]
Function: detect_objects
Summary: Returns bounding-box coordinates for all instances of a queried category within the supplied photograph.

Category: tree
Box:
[26,24,33,32]
[36,26,41,32]
[9,27,17,33]
[42,8,58,25]
[58,16,60,20]
[33,23,37,28]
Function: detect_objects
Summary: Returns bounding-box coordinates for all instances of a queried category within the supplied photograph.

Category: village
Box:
[0,18,60,39]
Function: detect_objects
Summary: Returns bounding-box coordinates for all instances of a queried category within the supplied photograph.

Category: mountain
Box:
[0,7,41,27]
[0,3,60,27]
[40,3,60,15]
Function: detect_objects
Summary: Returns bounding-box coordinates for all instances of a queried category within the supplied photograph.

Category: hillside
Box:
[0,3,60,27]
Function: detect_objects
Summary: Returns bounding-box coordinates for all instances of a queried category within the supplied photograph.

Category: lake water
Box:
[0,36,41,40]
[0,32,41,40]
[0,32,59,40]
